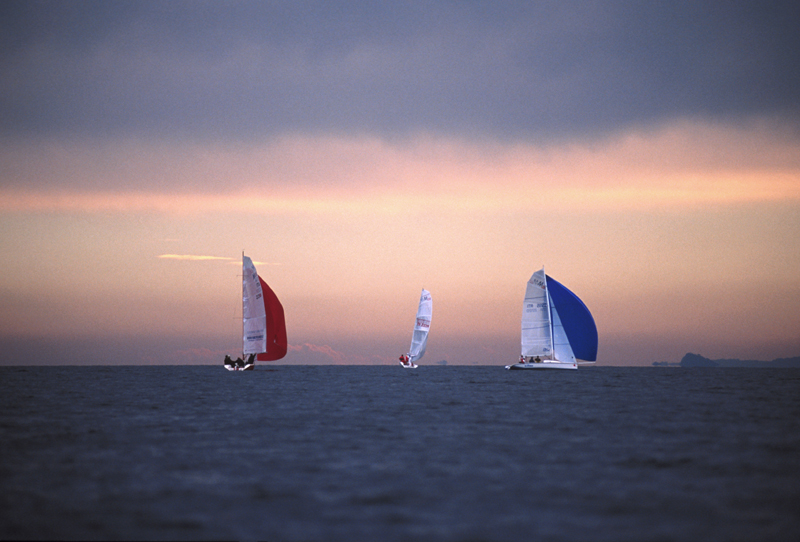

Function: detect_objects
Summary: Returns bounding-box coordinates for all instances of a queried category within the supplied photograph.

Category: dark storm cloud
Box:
[1,0,799,141]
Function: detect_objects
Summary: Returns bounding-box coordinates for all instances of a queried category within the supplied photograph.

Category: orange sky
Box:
[2,120,799,365]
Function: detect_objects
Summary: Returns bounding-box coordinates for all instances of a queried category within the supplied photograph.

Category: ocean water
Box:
[1,365,798,542]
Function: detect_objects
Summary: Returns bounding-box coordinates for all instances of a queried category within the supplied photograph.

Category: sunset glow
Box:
[2,3,799,365]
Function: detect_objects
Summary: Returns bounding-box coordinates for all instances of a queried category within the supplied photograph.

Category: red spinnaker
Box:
[256,276,288,361]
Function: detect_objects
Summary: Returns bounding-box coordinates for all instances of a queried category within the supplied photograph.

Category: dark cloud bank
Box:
[2,0,799,142]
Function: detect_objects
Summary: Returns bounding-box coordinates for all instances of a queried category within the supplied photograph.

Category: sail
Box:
[521,269,552,357]
[255,275,287,361]
[545,275,597,361]
[549,296,576,363]
[242,255,287,361]
[408,289,432,362]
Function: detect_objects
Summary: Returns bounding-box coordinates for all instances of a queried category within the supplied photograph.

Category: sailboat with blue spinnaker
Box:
[506,268,597,370]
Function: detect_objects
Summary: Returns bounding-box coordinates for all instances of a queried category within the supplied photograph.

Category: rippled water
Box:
[1,365,799,541]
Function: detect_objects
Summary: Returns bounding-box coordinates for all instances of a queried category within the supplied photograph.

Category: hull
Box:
[400,362,418,369]
[505,361,577,370]
[224,363,255,371]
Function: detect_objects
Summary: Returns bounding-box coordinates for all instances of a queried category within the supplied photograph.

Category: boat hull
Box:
[224,363,255,371]
[505,361,577,370]
[400,362,418,369]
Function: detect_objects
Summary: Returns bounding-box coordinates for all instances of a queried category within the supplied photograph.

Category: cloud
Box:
[156,254,275,266]
[2,120,798,212]
[158,254,233,261]
[2,2,798,141]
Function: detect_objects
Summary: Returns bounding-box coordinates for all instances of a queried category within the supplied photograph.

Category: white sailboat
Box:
[400,289,432,368]
[224,254,287,371]
[505,268,597,370]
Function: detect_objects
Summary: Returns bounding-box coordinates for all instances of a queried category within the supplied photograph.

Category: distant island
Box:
[653,353,800,367]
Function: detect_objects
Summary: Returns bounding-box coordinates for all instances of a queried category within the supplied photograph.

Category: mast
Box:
[543,267,554,359]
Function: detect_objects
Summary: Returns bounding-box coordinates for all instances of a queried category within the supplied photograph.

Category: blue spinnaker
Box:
[546,275,598,361]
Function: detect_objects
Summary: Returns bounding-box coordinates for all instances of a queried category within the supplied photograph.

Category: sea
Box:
[1,365,798,542]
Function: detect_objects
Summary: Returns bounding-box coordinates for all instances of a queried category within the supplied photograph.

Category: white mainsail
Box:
[408,289,432,362]
[242,255,267,355]
[521,269,552,358]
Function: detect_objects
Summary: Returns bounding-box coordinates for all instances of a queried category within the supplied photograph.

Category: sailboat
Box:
[505,268,597,370]
[224,254,287,371]
[400,289,432,369]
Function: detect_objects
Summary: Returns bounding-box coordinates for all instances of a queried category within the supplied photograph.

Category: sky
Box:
[1,1,799,366]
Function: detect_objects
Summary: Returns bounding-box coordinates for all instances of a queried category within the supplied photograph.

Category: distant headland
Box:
[653,353,800,367]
